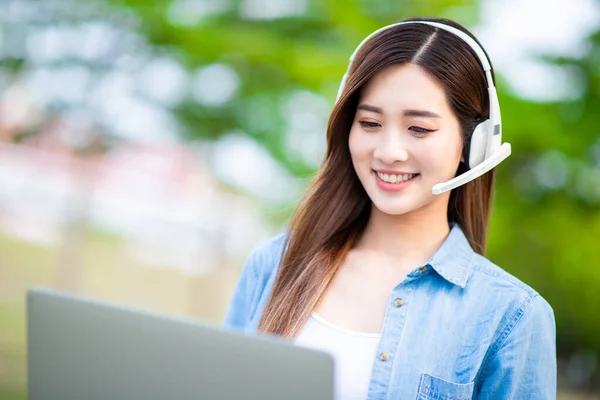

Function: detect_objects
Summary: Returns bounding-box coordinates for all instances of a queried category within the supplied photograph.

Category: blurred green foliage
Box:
[1,0,599,393]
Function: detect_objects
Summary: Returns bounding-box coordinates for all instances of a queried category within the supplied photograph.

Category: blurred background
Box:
[0,0,599,398]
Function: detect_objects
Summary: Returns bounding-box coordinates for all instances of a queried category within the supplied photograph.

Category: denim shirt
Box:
[223,224,557,399]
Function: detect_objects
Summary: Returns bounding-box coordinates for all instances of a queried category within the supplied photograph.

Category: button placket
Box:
[366,284,414,399]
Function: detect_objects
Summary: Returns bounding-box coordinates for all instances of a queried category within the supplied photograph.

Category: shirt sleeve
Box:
[222,247,262,332]
[477,295,557,400]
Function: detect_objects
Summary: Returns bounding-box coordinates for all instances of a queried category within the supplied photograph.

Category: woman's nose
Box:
[373,130,409,164]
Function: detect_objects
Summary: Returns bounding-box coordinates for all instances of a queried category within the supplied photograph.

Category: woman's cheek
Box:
[418,138,462,179]
[349,130,373,161]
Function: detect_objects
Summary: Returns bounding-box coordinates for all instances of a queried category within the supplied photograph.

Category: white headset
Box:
[336,21,511,195]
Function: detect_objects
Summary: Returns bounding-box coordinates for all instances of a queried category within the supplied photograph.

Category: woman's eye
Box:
[359,121,381,129]
[410,126,434,135]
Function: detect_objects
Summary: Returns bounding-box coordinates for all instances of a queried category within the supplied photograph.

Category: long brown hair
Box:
[258,17,496,337]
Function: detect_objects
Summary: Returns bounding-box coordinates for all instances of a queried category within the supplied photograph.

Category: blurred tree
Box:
[1,0,599,391]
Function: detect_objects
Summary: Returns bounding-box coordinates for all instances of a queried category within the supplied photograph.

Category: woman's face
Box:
[349,63,463,216]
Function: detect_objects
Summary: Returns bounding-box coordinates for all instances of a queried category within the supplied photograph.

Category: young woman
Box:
[224,16,556,400]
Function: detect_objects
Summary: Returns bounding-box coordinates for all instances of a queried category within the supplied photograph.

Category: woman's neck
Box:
[355,203,451,266]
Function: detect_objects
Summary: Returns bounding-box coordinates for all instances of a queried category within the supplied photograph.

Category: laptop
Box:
[27,288,334,400]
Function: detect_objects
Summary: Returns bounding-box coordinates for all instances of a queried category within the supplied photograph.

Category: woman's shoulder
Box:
[470,253,538,295]
[243,232,288,282]
[467,253,554,320]
[465,254,556,394]
[223,233,288,330]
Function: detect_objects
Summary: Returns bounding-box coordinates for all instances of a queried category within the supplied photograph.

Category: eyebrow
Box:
[357,104,442,118]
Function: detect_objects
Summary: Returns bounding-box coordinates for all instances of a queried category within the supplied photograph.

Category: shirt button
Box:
[419,265,428,274]
[379,352,389,362]
[393,298,404,307]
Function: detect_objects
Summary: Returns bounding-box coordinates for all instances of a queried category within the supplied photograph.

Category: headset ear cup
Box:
[469,120,491,168]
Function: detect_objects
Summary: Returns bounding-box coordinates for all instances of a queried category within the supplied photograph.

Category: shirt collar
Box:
[425,223,475,288]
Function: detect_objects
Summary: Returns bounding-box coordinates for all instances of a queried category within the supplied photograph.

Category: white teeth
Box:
[376,172,417,183]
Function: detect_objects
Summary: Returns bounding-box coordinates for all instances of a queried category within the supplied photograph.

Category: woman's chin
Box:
[369,192,438,217]
[371,201,417,217]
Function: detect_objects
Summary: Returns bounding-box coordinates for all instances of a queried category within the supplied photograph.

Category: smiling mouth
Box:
[374,171,420,184]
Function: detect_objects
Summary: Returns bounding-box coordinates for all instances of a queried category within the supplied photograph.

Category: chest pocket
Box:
[417,373,475,400]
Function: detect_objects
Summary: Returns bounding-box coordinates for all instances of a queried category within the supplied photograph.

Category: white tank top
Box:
[295,313,381,400]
